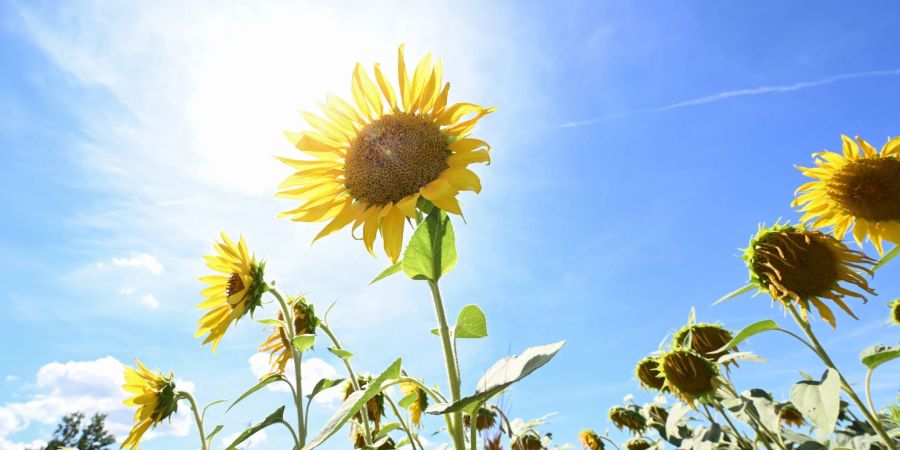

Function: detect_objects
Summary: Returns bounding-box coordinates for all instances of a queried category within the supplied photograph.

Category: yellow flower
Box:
[197,232,265,352]
[659,348,721,406]
[793,135,900,255]
[121,360,178,450]
[608,406,646,434]
[258,296,319,376]
[399,381,429,428]
[744,223,875,328]
[277,44,494,262]
[579,429,604,450]
[889,299,900,326]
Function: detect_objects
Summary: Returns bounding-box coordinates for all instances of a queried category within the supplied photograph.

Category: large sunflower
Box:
[793,135,900,254]
[121,360,178,450]
[277,45,494,262]
[197,232,266,351]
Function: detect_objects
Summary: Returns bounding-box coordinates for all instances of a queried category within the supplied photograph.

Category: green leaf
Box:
[454,305,488,339]
[687,307,696,325]
[303,358,402,449]
[375,423,402,440]
[430,328,439,336]
[257,318,285,328]
[201,399,227,421]
[291,334,316,353]
[328,347,353,359]
[398,392,417,409]
[860,344,900,370]
[225,406,285,450]
[874,245,900,271]
[371,261,403,284]
[306,377,346,401]
[712,284,755,306]
[426,341,565,415]
[716,319,780,353]
[206,424,224,445]
[717,351,766,365]
[790,368,841,439]
[227,374,286,413]
[402,209,457,281]
[666,402,693,438]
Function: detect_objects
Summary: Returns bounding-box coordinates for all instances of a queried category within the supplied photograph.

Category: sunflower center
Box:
[226,273,245,297]
[828,158,900,221]
[345,113,449,205]
[752,231,839,299]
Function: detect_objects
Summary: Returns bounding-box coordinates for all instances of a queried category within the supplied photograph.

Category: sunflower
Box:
[258,296,319,375]
[277,45,494,262]
[608,406,647,434]
[673,323,736,364]
[121,360,178,450]
[579,429,604,450]
[659,349,721,406]
[744,222,875,328]
[345,376,385,431]
[399,381,429,428]
[624,437,652,450]
[889,299,900,326]
[463,406,497,432]
[634,356,666,392]
[197,232,266,352]
[793,135,900,255]
[776,403,805,428]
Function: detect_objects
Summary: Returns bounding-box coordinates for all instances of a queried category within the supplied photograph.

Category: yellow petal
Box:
[396,194,419,218]
[448,150,490,167]
[449,138,490,154]
[420,179,462,215]
[441,167,482,193]
[374,63,397,110]
[381,205,406,263]
[398,44,411,111]
[314,200,365,242]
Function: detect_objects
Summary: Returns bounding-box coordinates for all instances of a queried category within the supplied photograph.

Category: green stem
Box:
[427,279,465,450]
[180,391,208,450]
[385,395,422,450]
[319,322,373,446]
[469,405,480,450]
[598,435,622,450]
[270,289,306,447]
[785,304,897,450]
[277,419,301,450]
[865,368,877,417]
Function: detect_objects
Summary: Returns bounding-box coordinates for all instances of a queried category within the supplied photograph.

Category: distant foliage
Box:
[40,412,115,450]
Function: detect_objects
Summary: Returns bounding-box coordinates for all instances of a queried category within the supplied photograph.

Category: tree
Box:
[43,412,116,450]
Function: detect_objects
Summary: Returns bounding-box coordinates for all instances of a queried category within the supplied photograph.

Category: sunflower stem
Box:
[865,368,877,417]
[319,322,374,446]
[270,288,307,447]
[786,304,898,450]
[428,279,466,450]
[385,394,421,450]
[180,391,208,450]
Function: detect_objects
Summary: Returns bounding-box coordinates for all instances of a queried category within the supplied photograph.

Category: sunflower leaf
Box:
[206,424,224,446]
[454,304,488,339]
[874,246,900,271]
[306,377,346,401]
[715,319,780,353]
[225,406,285,450]
[712,284,755,306]
[371,261,403,284]
[402,209,457,281]
[257,318,285,328]
[328,347,353,360]
[291,334,316,353]
[790,368,841,440]
[860,344,900,370]
[226,374,289,413]
[303,358,402,449]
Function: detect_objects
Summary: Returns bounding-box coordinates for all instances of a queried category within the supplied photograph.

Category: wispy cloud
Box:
[559,69,900,128]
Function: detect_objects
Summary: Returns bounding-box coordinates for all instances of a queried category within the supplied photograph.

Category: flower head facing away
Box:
[197,232,266,351]
[277,45,494,262]
[673,323,736,364]
[579,429,604,450]
[400,381,429,428]
[794,135,900,254]
[624,437,652,450]
[634,356,666,392]
[121,360,178,450]
[777,402,806,428]
[258,296,319,375]
[659,348,721,406]
[744,223,875,328]
[608,406,647,434]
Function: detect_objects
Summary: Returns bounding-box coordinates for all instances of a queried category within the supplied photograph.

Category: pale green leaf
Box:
[790,368,841,439]
[860,344,900,370]
[225,406,285,450]
[874,245,900,271]
[227,374,288,413]
[370,261,403,284]
[257,318,285,328]
[328,347,353,359]
[306,377,346,401]
[291,334,316,353]
[712,284,755,306]
[716,319,780,353]
[454,304,487,339]
[402,210,457,281]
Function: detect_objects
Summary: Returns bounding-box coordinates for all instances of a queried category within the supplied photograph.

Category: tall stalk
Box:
[428,279,465,449]
[270,289,306,447]
[180,391,208,450]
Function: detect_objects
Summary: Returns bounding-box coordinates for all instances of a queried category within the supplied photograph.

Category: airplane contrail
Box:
[559,68,900,128]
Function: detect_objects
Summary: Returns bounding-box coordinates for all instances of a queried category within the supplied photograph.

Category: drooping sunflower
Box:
[463,406,497,432]
[608,406,647,434]
[634,356,666,392]
[345,375,385,439]
[121,360,178,450]
[744,222,876,328]
[197,232,266,352]
[793,135,900,255]
[624,437,652,450]
[776,402,805,428]
[673,323,736,364]
[399,381,429,428]
[277,45,494,262]
[578,429,604,450]
[259,296,319,375]
[658,348,721,406]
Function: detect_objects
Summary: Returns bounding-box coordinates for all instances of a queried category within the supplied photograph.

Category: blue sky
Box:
[2,1,899,449]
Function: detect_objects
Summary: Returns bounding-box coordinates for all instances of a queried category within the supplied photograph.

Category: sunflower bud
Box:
[608,406,647,434]
[634,356,666,391]
[578,429,604,450]
[659,348,721,406]
[744,223,875,328]
[624,437,652,450]
[673,323,736,364]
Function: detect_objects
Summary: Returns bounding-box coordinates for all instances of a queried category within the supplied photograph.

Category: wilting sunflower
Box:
[511,432,544,450]
[579,429,604,450]
[463,406,497,432]
[659,348,721,406]
[258,296,319,375]
[399,381,429,428]
[197,232,266,351]
[643,404,668,426]
[608,406,647,434]
[345,376,385,433]
[776,402,805,427]
[121,360,178,450]
[794,135,900,254]
[624,437,652,450]
[744,223,876,328]
[889,299,900,326]
[673,323,736,364]
[277,45,494,262]
[635,356,666,392]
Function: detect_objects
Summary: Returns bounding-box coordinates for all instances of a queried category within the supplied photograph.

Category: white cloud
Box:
[140,294,160,309]
[0,357,193,447]
[248,354,342,405]
[2,377,16,383]
[111,254,164,276]
[221,429,267,449]
[119,286,135,295]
